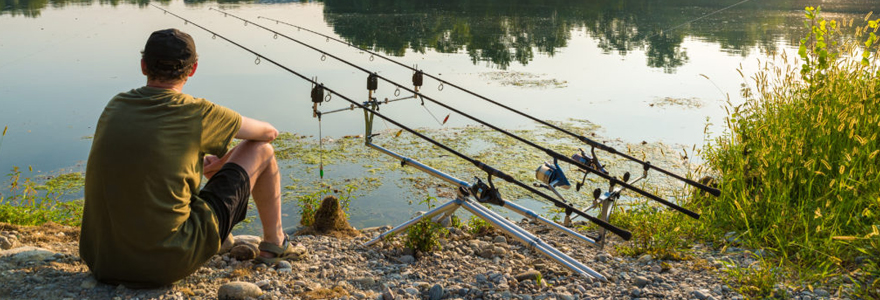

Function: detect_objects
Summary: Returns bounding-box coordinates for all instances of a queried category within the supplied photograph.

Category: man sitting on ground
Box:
[80,28,295,287]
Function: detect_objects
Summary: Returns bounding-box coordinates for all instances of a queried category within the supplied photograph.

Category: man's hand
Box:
[236,116,279,142]
[204,155,223,179]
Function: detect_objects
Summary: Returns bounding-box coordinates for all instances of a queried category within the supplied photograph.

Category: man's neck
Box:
[146,79,186,92]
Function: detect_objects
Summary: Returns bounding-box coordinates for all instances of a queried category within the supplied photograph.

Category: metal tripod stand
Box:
[362,142,607,282]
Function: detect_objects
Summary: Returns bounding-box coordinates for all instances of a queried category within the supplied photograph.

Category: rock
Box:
[233,235,261,247]
[399,255,415,264]
[255,280,271,288]
[815,289,830,298]
[352,277,376,287]
[596,253,612,262]
[382,285,395,300]
[515,270,542,282]
[557,292,574,300]
[404,287,419,295]
[0,235,16,250]
[637,254,653,264]
[0,246,55,264]
[634,276,650,288]
[631,287,642,297]
[479,248,495,259]
[230,244,258,261]
[276,260,292,270]
[493,246,507,256]
[218,281,262,300]
[428,284,443,300]
[693,289,710,300]
[494,235,508,244]
[219,235,235,254]
[80,277,98,289]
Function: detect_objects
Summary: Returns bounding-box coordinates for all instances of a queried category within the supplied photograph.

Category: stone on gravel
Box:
[80,277,98,289]
[634,276,650,288]
[0,235,16,250]
[693,289,710,300]
[219,235,235,254]
[493,235,507,244]
[353,276,376,287]
[428,284,443,300]
[515,270,542,282]
[0,246,55,264]
[814,289,830,297]
[230,244,258,261]
[382,284,395,300]
[233,235,261,247]
[218,281,262,300]
[399,255,415,264]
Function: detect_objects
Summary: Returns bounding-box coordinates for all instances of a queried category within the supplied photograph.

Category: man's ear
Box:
[189,62,198,77]
[141,59,148,76]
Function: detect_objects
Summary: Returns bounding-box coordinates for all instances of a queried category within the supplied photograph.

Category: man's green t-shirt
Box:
[80,86,242,287]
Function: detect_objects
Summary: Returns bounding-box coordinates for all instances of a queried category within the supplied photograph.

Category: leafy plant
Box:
[467,215,492,235]
[698,6,880,298]
[404,196,448,253]
[0,166,84,226]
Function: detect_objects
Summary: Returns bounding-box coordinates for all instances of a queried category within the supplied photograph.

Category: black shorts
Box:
[200,163,250,243]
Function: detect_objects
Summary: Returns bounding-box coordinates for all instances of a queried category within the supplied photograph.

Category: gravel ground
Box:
[0,220,844,300]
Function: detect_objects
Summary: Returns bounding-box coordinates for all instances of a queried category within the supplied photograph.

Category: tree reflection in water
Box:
[2,0,873,71]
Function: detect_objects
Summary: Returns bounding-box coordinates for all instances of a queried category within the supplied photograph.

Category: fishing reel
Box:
[534,158,571,201]
[571,147,608,191]
[471,176,503,206]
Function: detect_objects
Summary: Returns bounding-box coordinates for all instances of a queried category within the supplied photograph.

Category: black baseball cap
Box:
[142,28,198,72]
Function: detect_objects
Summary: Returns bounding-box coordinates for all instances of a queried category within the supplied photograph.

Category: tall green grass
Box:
[697,7,879,296]
[0,166,84,226]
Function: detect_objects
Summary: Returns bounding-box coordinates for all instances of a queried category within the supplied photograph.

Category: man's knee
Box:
[243,140,275,161]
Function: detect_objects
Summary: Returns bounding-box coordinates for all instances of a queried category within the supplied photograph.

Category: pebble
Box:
[0,235,16,250]
[381,284,395,300]
[230,244,258,261]
[693,289,710,300]
[399,255,415,264]
[219,235,235,254]
[515,270,542,282]
[494,235,508,244]
[80,277,98,289]
[353,276,376,287]
[0,246,55,265]
[233,235,262,247]
[217,281,262,300]
[428,284,443,300]
[634,276,650,288]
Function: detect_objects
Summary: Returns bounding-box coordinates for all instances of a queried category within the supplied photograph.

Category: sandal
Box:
[254,234,297,265]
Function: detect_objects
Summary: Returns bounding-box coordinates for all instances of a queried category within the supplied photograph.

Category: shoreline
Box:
[0,221,827,300]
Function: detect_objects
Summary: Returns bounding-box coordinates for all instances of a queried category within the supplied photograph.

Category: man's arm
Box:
[236,116,279,142]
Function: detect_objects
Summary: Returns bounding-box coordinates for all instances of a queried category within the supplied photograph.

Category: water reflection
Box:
[2,0,874,70]
[322,0,873,71]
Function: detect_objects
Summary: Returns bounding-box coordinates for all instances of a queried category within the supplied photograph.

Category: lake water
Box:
[0,0,874,231]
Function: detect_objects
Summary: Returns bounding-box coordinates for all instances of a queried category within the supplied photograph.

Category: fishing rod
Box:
[209,8,701,220]
[150,4,633,241]
[256,15,721,198]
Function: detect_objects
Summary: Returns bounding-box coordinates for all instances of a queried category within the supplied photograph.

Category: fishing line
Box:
[150,4,633,240]
[211,8,702,218]
[257,14,721,197]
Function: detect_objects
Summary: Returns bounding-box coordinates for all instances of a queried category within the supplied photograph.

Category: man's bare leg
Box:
[205,140,284,256]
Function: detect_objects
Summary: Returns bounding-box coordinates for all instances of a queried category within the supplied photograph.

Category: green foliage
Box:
[699,7,880,297]
[722,258,786,299]
[612,203,696,261]
[467,215,492,235]
[295,183,357,226]
[0,166,84,226]
[404,196,448,253]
